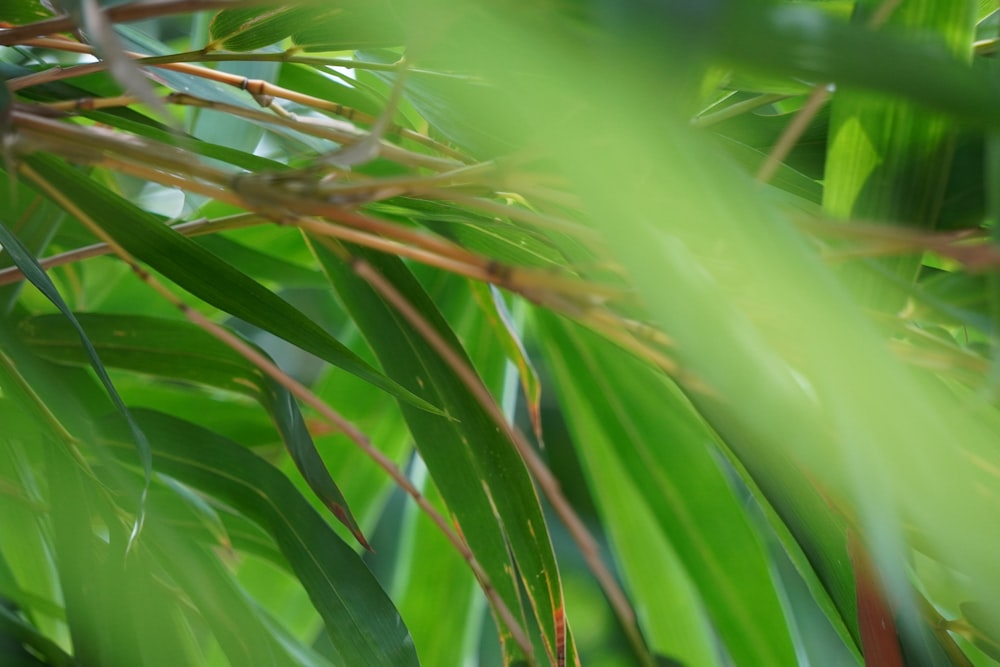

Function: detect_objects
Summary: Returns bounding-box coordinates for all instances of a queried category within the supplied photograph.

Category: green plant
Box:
[2,0,1000,665]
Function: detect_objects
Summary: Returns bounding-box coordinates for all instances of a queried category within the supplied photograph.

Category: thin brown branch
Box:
[6,37,470,164]
[795,214,1000,272]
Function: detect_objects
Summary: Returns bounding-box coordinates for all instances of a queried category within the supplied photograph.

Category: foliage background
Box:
[2,0,1000,665]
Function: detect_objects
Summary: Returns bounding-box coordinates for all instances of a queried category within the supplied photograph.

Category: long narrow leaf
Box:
[19,312,371,550]
[0,221,152,529]
[536,311,798,666]
[21,153,437,413]
[98,408,420,667]
[310,238,574,666]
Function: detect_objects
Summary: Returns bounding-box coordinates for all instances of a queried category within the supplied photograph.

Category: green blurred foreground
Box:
[2,0,1000,665]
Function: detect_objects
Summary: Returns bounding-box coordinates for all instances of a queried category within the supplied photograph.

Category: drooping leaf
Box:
[98,409,420,667]
[0,221,153,532]
[21,153,438,414]
[19,312,371,550]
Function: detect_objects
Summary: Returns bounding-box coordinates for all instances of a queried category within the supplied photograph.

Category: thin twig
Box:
[755,85,832,184]
[6,38,470,164]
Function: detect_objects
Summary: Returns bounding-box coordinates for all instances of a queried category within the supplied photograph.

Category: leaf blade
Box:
[21,154,438,414]
[99,409,419,667]
[310,237,574,666]
[20,312,371,550]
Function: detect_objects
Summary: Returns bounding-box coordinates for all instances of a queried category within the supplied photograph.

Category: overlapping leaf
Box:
[20,154,436,413]
[0,222,152,530]
[19,312,371,549]
[536,311,799,666]
[310,237,574,666]
[98,408,419,667]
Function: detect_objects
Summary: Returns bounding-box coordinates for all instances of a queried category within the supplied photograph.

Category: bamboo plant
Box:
[1,0,1000,665]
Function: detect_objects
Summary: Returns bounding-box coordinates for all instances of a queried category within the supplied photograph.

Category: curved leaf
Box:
[98,409,420,667]
[21,153,438,414]
[0,221,152,523]
[19,312,371,550]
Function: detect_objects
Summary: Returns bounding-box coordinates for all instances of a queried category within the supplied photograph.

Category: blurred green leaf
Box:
[823,0,976,309]
[0,222,152,520]
[7,1,1000,664]
[536,311,797,666]
[209,4,403,52]
[2,0,53,24]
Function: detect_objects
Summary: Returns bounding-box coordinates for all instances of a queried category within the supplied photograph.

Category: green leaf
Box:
[278,62,385,119]
[468,282,542,439]
[98,409,420,667]
[112,25,263,109]
[21,154,438,414]
[208,6,309,52]
[823,0,976,309]
[357,50,516,158]
[2,0,53,24]
[0,179,65,315]
[393,461,481,667]
[194,235,327,289]
[373,198,568,271]
[536,311,797,666]
[0,604,73,667]
[209,4,403,53]
[309,237,574,666]
[0,222,152,522]
[19,312,371,550]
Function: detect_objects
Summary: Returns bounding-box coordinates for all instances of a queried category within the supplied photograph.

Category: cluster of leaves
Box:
[3,0,1000,666]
